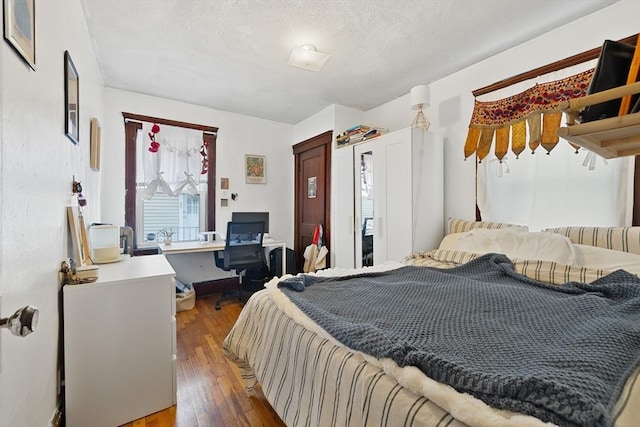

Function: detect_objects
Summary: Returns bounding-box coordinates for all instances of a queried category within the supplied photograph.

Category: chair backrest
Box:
[362,217,373,236]
[217,221,266,272]
[362,218,373,253]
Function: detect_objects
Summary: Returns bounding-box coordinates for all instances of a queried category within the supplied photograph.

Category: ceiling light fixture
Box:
[287,44,330,72]
[411,85,431,131]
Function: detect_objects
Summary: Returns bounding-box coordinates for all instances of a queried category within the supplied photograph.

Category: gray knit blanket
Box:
[279,254,640,427]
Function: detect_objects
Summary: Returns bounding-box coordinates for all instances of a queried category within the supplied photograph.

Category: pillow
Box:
[573,244,640,274]
[439,228,576,265]
[543,226,640,255]
[448,218,529,235]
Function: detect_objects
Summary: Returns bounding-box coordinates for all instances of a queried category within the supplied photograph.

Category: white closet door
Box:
[342,127,443,268]
[333,146,355,268]
[377,130,413,263]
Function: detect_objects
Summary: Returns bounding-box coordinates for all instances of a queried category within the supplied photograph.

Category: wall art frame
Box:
[64,50,79,145]
[245,154,266,184]
[90,117,101,170]
[3,0,36,70]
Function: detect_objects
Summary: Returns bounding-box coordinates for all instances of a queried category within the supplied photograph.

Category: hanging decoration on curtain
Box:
[142,123,206,200]
[464,68,594,163]
[200,136,209,175]
[148,124,161,152]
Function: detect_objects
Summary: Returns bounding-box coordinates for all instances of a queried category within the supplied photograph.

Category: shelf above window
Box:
[557,82,640,159]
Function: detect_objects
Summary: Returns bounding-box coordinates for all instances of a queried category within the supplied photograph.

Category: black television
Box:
[231,211,269,234]
[581,39,637,123]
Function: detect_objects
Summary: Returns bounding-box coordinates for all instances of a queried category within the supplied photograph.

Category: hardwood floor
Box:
[122,294,286,427]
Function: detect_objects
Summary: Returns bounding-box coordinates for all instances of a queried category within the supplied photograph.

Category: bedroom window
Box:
[124,113,218,254]
[477,141,633,230]
[467,36,638,230]
[134,122,208,246]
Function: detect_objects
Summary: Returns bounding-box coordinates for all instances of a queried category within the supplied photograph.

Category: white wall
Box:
[365,0,640,226]
[0,1,104,425]
[292,104,335,144]
[1,1,638,425]
[102,88,294,242]
[101,89,294,283]
[292,0,639,264]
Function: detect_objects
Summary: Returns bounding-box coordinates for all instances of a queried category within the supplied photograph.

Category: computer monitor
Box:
[231,211,269,234]
[581,39,637,123]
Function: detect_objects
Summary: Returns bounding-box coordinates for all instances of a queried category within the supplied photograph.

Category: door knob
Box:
[1,305,39,337]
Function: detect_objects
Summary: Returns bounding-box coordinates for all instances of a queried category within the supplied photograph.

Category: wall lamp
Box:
[1,305,39,337]
[410,85,431,131]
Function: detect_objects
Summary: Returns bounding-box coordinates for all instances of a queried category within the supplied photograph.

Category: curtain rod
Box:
[122,112,218,134]
[472,34,638,97]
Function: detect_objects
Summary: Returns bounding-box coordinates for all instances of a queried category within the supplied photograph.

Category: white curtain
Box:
[477,142,634,231]
[476,61,634,230]
[137,123,203,199]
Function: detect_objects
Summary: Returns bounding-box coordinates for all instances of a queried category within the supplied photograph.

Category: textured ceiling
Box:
[81,0,620,124]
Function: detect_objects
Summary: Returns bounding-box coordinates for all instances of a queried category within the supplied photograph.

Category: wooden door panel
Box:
[298,147,326,269]
[293,131,332,272]
[300,151,325,228]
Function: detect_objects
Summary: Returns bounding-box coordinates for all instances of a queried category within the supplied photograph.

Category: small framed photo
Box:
[3,0,35,70]
[308,176,317,198]
[90,117,101,170]
[245,154,266,184]
[64,51,79,144]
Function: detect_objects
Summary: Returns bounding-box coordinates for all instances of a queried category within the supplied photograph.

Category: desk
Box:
[159,239,287,276]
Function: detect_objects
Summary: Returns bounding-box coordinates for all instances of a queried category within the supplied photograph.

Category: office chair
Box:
[214,221,271,310]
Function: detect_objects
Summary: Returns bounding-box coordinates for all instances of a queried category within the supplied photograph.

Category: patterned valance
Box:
[464,69,595,162]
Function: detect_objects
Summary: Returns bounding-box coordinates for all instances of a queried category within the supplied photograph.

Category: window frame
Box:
[123,112,218,255]
[135,192,206,247]
[471,33,640,224]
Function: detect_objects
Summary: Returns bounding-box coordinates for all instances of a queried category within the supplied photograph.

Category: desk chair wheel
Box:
[214,272,271,310]
[214,290,248,310]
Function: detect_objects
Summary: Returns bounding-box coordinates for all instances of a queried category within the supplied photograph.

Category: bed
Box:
[223,220,640,427]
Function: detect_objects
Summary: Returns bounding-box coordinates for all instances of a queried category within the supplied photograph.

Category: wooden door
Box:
[293,131,332,272]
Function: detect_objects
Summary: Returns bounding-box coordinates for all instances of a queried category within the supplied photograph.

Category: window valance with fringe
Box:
[463,68,594,162]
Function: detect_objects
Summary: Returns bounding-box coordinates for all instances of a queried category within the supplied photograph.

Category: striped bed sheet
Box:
[223,251,640,427]
[224,290,468,427]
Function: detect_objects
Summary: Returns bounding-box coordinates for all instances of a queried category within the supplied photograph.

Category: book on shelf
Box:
[345,124,370,133]
[336,125,389,147]
[362,129,382,140]
[336,134,350,145]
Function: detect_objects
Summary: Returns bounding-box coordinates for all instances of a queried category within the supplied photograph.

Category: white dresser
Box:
[63,255,177,427]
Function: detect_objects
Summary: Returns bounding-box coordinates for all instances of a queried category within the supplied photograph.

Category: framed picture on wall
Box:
[245,154,266,184]
[90,117,101,170]
[3,0,36,70]
[64,51,79,145]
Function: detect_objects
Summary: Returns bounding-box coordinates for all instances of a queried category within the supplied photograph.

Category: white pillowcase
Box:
[438,228,577,265]
[439,228,640,274]
[572,244,640,274]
